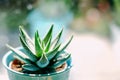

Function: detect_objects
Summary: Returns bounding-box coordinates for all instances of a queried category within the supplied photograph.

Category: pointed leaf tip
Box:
[51,28,63,49]
[43,25,53,45]
[35,31,43,57]
[59,35,73,52]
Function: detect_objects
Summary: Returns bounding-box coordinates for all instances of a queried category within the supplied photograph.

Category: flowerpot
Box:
[2,47,72,80]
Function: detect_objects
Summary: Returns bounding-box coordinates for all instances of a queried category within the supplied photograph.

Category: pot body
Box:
[2,47,72,80]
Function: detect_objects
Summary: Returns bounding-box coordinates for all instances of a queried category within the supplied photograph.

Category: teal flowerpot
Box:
[2,47,72,80]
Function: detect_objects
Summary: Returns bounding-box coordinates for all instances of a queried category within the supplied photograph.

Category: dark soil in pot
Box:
[10,59,67,74]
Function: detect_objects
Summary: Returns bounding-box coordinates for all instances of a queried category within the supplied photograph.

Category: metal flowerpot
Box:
[2,47,72,80]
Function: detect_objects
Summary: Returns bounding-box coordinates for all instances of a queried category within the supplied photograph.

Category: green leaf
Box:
[22,64,40,71]
[52,53,71,68]
[6,44,31,64]
[46,43,61,60]
[35,31,43,57]
[20,36,38,62]
[59,35,73,53]
[53,35,73,58]
[19,26,35,53]
[36,52,49,68]
[45,36,52,52]
[14,56,31,64]
[43,25,53,45]
[35,30,42,43]
[42,41,45,49]
[51,28,63,49]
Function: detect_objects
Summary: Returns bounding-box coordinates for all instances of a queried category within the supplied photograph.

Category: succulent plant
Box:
[7,25,73,74]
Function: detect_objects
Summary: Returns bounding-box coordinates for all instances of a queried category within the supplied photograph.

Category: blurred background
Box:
[1,0,120,80]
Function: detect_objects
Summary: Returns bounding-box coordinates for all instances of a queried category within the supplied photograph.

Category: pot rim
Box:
[2,47,72,77]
